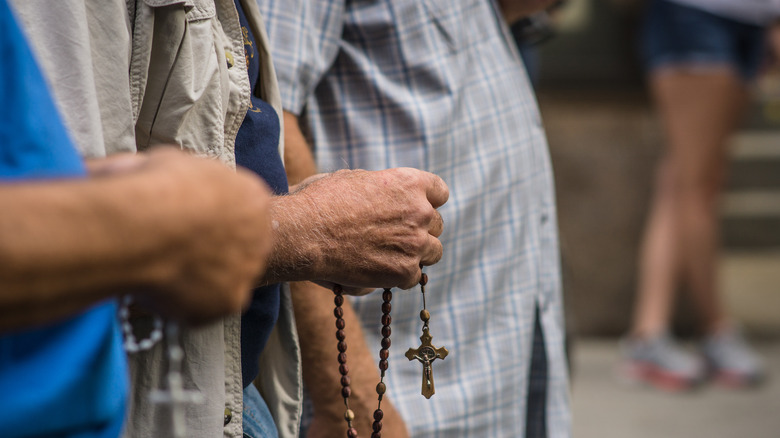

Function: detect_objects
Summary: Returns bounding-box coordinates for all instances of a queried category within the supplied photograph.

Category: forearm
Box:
[0,173,186,330]
[258,111,320,284]
[282,111,318,186]
[498,0,556,24]
[291,281,408,437]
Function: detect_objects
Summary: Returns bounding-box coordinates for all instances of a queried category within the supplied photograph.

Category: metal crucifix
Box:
[405,326,448,399]
[148,323,204,438]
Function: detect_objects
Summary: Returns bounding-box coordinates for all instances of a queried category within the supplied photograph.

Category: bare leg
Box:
[632,67,748,337]
[632,157,679,337]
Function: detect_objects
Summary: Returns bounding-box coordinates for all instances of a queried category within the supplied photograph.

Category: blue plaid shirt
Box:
[258,1,571,436]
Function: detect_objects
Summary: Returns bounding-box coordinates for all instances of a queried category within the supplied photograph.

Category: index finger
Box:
[424,172,449,209]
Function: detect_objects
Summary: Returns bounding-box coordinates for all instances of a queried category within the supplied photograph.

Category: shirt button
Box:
[224,407,233,426]
[540,214,549,224]
[225,51,235,69]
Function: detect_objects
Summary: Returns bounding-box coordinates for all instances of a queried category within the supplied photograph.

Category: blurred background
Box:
[519,0,780,436]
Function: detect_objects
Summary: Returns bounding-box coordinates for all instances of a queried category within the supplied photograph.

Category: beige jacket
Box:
[11,1,302,437]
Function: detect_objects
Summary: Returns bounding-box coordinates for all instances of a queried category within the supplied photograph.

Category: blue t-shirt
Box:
[0,2,128,437]
[233,0,289,388]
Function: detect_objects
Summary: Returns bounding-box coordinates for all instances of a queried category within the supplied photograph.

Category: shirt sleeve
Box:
[257,0,346,115]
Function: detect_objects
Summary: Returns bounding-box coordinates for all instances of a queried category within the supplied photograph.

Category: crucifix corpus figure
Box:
[405,326,448,399]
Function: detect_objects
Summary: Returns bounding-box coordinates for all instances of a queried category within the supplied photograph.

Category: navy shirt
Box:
[233,0,289,388]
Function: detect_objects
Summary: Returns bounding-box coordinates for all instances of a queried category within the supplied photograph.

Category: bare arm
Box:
[0,148,273,331]
[282,111,409,438]
[498,0,558,24]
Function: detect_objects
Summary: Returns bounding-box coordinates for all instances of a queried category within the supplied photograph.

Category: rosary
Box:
[333,271,449,438]
[120,296,203,438]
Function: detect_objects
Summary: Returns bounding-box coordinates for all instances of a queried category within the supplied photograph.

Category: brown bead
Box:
[381,302,391,314]
[341,386,351,398]
[420,273,428,286]
[334,307,344,318]
[347,427,358,438]
[375,382,386,395]
[341,376,351,387]
[338,341,348,352]
[371,433,381,438]
[379,349,389,360]
[339,364,349,376]
[338,352,347,364]
[381,338,391,349]
[333,284,343,294]
[381,325,391,338]
[382,289,392,302]
[381,314,391,326]
[336,318,346,330]
[420,309,430,322]
[373,421,383,432]
[373,409,384,421]
[344,409,355,422]
[334,294,344,306]
[379,359,388,371]
[336,329,346,341]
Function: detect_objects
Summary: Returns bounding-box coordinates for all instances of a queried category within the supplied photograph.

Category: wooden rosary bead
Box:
[334,284,398,438]
[420,309,430,322]
[334,284,344,294]
[420,273,428,286]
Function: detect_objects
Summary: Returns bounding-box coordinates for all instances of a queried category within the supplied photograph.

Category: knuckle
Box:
[431,240,443,264]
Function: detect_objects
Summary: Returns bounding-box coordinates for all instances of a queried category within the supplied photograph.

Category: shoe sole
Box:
[711,370,764,389]
[619,362,702,392]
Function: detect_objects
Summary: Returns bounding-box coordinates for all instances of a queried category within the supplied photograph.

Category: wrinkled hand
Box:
[268,167,448,291]
[129,148,273,324]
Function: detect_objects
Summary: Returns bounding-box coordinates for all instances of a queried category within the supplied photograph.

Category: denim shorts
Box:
[242,384,278,438]
[641,0,767,81]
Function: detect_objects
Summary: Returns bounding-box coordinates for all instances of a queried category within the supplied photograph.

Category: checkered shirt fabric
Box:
[258,0,571,436]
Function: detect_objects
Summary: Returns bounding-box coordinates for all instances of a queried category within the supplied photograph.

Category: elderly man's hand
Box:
[265,167,448,291]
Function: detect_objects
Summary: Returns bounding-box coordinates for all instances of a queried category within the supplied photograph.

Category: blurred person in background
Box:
[622,0,778,391]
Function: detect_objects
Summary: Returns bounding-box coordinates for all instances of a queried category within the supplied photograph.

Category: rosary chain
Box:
[334,285,395,438]
[119,295,163,353]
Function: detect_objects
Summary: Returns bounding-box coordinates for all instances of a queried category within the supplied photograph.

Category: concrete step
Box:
[728,132,780,190]
[720,250,780,336]
[721,191,780,249]
[723,132,780,249]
